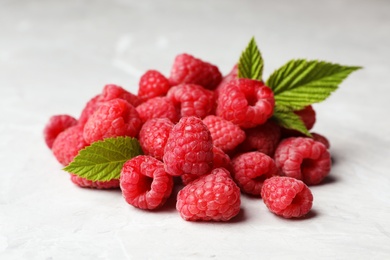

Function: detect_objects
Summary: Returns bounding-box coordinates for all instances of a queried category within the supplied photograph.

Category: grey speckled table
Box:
[1,0,390,259]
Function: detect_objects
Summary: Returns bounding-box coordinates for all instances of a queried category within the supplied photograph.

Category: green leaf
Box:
[238,37,264,81]
[63,137,143,182]
[266,59,361,110]
[272,106,312,137]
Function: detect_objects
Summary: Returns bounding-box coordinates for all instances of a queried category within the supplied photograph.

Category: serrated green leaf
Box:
[273,106,311,137]
[238,37,264,81]
[266,59,361,110]
[63,137,143,182]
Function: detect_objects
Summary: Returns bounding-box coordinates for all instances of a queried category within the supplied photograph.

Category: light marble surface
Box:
[1,0,390,259]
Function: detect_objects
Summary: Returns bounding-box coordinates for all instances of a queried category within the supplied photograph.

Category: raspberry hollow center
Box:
[301,158,317,175]
[139,175,153,194]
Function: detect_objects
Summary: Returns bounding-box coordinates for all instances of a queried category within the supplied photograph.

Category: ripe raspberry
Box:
[44,114,78,149]
[181,146,231,185]
[70,174,120,189]
[139,118,174,161]
[83,99,142,144]
[214,64,238,98]
[136,97,179,124]
[163,116,213,176]
[203,115,246,152]
[120,155,174,210]
[238,120,281,156]
[100,84,141,107]
[261,176,313,218]
[52,125,87,166]
[216,78,275,128]
[167,84,215,119]
[231,152,278,196]
[138,70,171,102]
[79,94,101,126]
[311,132,330,149]
[176,168,241,221]
[169,53,222,90]
[274,137,331,185]
[282,106,316,137]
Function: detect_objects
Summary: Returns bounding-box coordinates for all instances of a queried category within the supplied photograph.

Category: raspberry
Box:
[296,105,316,130]
[79,94,101,126]
[163,116,213,176]
[169,53,222,90]
[43,114,78,149]
[167,84,215,119]
[261,176,313,218]
[70,174,120,189]
[120,155,174,210]
[100,84,141,107]
[138,70,171,102]
[138,118,174,161]
[83,99,142,144]
[52,125,87,166]
[181,146,231,185]
[282,106,316,137]
[136,97,179,124]
[274,137,331,185]
[214,64,238,98]
[203,115,246,152]
[231,152,278,196]
[238,120,281,156]
[176,168,241,221]
[311,132,330,149]
[216,78,275,128]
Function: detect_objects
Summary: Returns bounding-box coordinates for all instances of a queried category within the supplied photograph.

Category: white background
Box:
[1,0,389,259]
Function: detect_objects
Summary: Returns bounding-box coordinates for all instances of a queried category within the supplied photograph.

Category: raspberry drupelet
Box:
[176,168,241,221]
[274,137,331,185]
[261,176,313,218]
[120,155,174,210]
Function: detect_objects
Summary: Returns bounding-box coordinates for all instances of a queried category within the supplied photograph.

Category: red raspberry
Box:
[52,125,87,166]
[214,64,238,98]
[176,168,241,221]
[203,115,246,152]
[70,174,120,189]
[216,78,275,128]
[138,70,171,102]
[120,155,174,210]
[274,137,331,185]
[100,84,141,107]
[238,120,281,156]
[261,176,313,218]
[231,152,278,196]
[311,132,330,149]
[163,116,213,176]
[282,106,316,137]
[169,53,222,90]
[181,146,231,185]
[138,118,174,161]
[167,84,215,119]
[79,94,101,126]
[43,114,78,149]
[136,97,179,124]
[83,99,142,144]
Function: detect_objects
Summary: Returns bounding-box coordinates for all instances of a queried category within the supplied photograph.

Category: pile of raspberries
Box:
[44,53,332,221]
